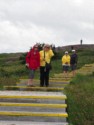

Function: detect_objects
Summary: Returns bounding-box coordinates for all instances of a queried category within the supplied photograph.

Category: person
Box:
[39,44,54,87]
[62,51,70,77]
[25,44,40,86]
[70,49,78,76]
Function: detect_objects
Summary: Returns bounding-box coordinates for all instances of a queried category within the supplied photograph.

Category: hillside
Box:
[0,44,94,77]
[56,44,94,51]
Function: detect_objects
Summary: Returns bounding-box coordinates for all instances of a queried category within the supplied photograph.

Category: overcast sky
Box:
[0,0,94,53]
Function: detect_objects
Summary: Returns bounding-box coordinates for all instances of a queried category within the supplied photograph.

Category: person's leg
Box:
[72,64,76,76]
[45,69,50,87]
[63,66,65,74]
[40,67,45,87]
[65,66,69,78]
[63,66,68,77]
[73,70,75,76]
[28,69,35,86]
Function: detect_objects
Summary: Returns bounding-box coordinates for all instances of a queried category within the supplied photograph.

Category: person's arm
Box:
[49,49,54,58]
[25,51,31,67]
[70,55,72,65]
[62,56,64,65]
[75,54,78,64]
[68,56,71,65]
[37,52,40,68]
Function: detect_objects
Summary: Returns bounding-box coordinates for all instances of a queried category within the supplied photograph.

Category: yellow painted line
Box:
[4,86,64,91]
[50,77,70,81]
[50,79,71,81]
[45,79,70,82]
[81,68,92,70]
[53,75,72,79]
[53,77,72,79]
[0,95,67,100]
[50,77,71,78]
[16,83,69,86]
[20,78,69,82]
[0,111,68,117]
[84,65,92,67]
[52,84,69,86]
[0,102,67,108]
[20,79,70,83]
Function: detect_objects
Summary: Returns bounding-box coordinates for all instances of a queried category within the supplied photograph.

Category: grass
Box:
[65,74,94,125]
[75,49,94,69]
[0,77,18,90]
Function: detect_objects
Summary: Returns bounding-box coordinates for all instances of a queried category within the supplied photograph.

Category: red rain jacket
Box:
[26,48,40,70]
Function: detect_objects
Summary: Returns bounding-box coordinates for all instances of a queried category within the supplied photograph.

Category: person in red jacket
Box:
[26,44,40,86]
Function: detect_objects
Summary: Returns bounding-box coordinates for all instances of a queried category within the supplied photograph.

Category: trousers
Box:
[40,66,50,87]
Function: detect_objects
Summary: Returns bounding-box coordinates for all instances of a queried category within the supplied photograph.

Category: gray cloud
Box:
[0,0,94,53]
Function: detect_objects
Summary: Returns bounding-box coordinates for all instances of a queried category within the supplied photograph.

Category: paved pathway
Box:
[0,76,69,124]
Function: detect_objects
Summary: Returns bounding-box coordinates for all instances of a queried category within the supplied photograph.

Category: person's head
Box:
[33,44,39,50]
[72,49,76,53]
[65,51,68,55]
[43,44,50,51]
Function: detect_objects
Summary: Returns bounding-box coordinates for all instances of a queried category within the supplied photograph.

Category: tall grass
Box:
[77,50,94,68]
[0,77,18,90]
[65,74,94,125]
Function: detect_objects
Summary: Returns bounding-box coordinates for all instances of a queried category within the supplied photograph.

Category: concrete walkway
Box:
[0,72,71,124]
[0,121,68,125]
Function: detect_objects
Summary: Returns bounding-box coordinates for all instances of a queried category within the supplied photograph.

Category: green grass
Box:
[65,74,94,125]
[76,49,94,68]
[0,77,19,90]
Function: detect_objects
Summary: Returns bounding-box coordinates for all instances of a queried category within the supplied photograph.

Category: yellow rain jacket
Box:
[40,49,54,66]
[62,55,70,65]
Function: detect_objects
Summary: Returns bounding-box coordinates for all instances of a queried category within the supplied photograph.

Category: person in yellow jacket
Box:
[62,51,70,76]
[39,44,54,87]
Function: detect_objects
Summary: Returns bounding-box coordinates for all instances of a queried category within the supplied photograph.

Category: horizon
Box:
[0,0,94,53]
[0,43,94,54]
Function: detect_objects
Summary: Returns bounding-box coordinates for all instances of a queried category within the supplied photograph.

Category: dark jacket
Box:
[70,53,78,65]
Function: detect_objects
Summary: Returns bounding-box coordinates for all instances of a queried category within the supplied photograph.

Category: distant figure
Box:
[71,46,74,50]
[62,51,70,77]
[25,44,40,86]
[80,39,83,45]
[70,50,78,76]
[39,44,54,87]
